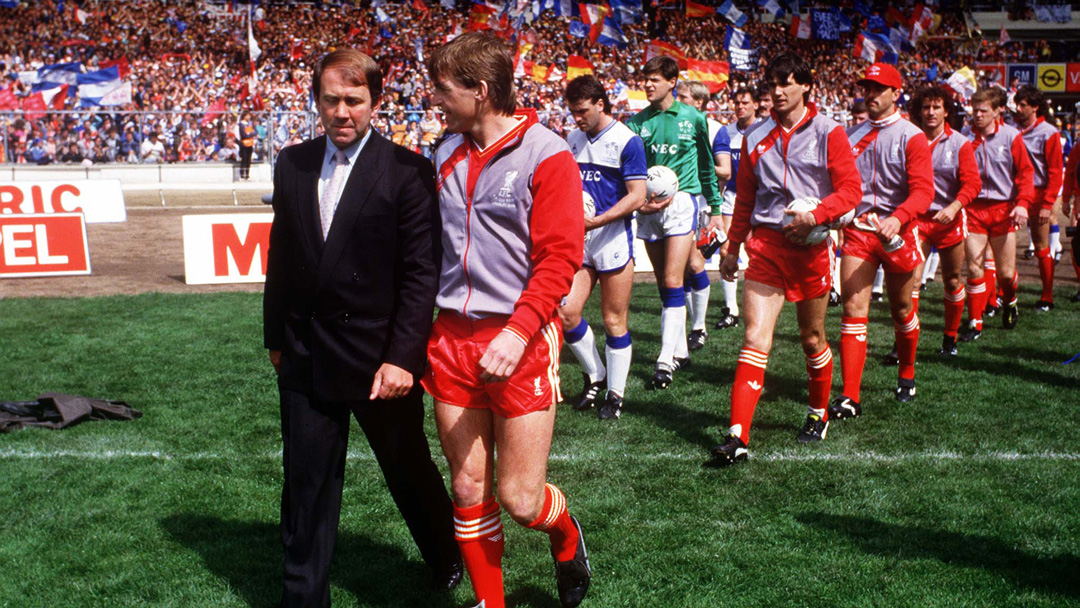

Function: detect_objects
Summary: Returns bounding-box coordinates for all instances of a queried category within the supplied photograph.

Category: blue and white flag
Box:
[724,26,751,50]
[717,0,748,28]
[568,19,589,38]
[755,0,782,18]
[866,14,886,32]
[37,62,83,87]
[376,7,392,23]
[77,66,123,106]
[596,16,628,47]
[609,0,642,25]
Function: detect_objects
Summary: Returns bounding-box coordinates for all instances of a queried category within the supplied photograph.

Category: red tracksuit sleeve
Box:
[812,126,862,225]
[1043,132,1064,207]
[890,132,934,226]
[727,138,757,249]
[1011,135,1035,210]
[505,150,584,342]
[1064,145,1080,201]
[955,140,981,207]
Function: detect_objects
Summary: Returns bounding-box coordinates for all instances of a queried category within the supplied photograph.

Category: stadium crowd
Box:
[0,0,1076,166]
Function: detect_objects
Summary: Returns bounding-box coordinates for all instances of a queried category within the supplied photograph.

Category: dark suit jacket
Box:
[264,132,440,402]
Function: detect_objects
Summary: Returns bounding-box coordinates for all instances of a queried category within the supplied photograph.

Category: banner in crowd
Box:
[0,180,127,224]
[976,63,1007,88]
[182,213,273,285]
[0,213,91,279]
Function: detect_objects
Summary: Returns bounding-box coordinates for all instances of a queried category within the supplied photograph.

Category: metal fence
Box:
[2,107,855,171]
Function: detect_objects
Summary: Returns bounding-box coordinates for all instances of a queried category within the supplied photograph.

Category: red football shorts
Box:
[841,223,923,274]
[1029,188,1052,215]
[916,209,966,249]
[744,227,832,302]
[966,199,1017,236]
[422,311,562,418]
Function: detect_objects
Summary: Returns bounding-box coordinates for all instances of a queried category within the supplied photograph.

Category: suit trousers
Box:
[279,386,457,607]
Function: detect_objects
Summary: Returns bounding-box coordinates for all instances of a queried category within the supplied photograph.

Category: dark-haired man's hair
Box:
[908,84,958,129]
[1013,84,1047,117]
[765,52,813,87]
[643,55,680,81]
[564,75,612,114]
[732,87,759,103]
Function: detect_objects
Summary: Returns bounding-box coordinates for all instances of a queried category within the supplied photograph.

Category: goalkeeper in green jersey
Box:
[625,55,723,389]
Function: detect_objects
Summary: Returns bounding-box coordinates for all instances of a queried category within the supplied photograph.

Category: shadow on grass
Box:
[797,512,1080,599]
[937,348,1079,389]
[160,514,455,608]
[507,585,561,608]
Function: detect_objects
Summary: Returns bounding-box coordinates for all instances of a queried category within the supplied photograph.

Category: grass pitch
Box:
[1,285,1078,607]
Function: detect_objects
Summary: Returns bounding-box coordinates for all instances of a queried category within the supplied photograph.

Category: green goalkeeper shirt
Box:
[624,99,722,215]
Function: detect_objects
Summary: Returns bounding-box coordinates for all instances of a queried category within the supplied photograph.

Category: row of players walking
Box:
[559,52,1074,467]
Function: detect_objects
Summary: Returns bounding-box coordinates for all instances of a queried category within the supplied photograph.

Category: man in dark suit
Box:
[263,48,461,607]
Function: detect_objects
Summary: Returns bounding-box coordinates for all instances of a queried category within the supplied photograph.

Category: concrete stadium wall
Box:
[1,162,272,185]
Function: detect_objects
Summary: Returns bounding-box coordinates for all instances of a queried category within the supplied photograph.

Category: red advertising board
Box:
[0,213,91,278]
[1067,63,1080,92]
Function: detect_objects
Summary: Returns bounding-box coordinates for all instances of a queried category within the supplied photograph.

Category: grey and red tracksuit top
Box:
[1019,116,1064,207]
[728,104,862,249]
[969,122,1034,209]
[846,110,934,226]
[433,109,583,343]
[925,124,981,215]
[1064,144,1080,203]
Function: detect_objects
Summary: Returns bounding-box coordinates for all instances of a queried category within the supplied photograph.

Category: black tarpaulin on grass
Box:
[0,393,141,433]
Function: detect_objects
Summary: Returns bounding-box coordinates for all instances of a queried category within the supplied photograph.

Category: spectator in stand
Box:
[140,131,165,164]
[239,111,258,180]
[419,109,442,159]
[25,139,51,165]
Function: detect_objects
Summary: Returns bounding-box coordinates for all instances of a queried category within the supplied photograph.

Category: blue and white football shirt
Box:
[567,120,647,218]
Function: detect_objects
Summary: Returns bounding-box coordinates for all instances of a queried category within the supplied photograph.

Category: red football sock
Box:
[805,346,833,420]
[455,498,505,608]
[984,260,998,308]
[728,347,768,444]
[1002,272,1019,306]
[943,286,965,338]
[839,317,868,402]
[965,277,987,330]
[526,483,579,562]
[1035,248,1054,302]
[894,309,920,381]
[911,289,921,315]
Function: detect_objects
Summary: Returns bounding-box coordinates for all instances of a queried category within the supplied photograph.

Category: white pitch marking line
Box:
[0,449,1078,463]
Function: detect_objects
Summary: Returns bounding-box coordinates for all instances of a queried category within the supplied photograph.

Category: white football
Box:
[831,208,856,229]
[583,190,595,219]
[782,197,830,245]
[646,165,679,200]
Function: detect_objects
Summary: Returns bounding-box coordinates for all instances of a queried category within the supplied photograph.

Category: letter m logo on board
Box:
[182,213,273,285]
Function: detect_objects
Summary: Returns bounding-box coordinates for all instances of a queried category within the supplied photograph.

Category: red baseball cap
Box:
[857,63,903,89]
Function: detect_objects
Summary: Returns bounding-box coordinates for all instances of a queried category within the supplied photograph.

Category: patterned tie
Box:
[320,149,348,240]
